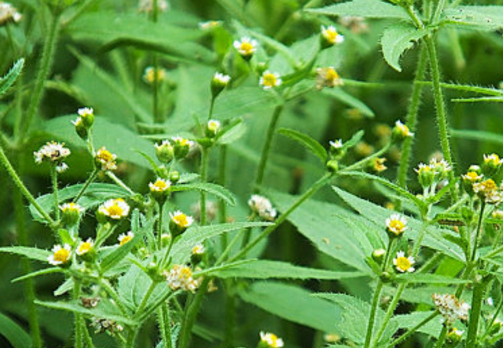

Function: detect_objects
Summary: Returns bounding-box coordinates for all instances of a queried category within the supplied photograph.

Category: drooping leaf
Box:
[171,182,236,206]
[278,128,327,163]
[381,23,428,72]
[305,0,410,20]
[239,281,342,333]
[0,58,24,96]
[0,311,32,348]
[206,259,365,280]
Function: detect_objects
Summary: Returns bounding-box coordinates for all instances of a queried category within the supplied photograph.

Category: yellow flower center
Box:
[486,154,500,165]
[324,29,339,44]
[465,172,479,181]
[373,158,387,172]
[262,73,277,87]
[173,214,189,227]
[398,124,410,136]
[62,203,80,212]
[239,42,254,55]
[389,220,405,234]
[152,179,169,191]
[325,68,340,81]
[107,203,124,217]
[179,266,193,279]
[120,235,133,246]
[78,242,92,254]
[54,248,70,263]
[483,179,497,191]
[97,149,114,162]
[396,256,412,271]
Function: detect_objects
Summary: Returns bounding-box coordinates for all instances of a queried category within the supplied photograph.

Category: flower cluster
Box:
[248,195,277,221]
[34,141,71,173]
[432,293,470,325]
[473,178,502,205]
[165,265,199,292]
[415,158,451,194]
[95,147,117,171]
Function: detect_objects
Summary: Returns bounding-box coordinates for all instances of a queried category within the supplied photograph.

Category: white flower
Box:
[34,141,71,165]
[78,107,94,118]
[207,119,221,135]
[98,198,130,220]
[118,231,134,246]
[321,25,344,45]
[165,265,199,292]
[394,120,414,138]
[170,211,194,228]
[259,71,282,90]
[149,178,171,192]
[0,2,22,25]
[192,244,205,255]
[171,136,194,148]
[233,37,258,57]
[95,147,117,171]
[260,332,284,347]
[330,139,343,149]
[213,72,230,85]
[248,195,277,221]
[385,213,408,236]
[48,244,72,265]
[393,251,415,273]
[76,239,94,256]
[59,202,84,214]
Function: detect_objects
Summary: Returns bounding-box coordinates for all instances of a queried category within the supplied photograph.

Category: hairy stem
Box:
[51,166,60,221]
[466,277,486,348]
[364,280,384,348]
[200,147,210,226]
[73,168,98,204]
[218,146,228,248]
[386,311,439,348]
[73,280,83,348]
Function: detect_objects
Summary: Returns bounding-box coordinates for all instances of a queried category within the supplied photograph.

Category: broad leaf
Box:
[306,0,410,20]
[381,23,428,72]
[443,6,503,31]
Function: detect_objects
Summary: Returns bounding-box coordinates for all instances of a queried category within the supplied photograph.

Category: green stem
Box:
[17,11,61,142]
[431,0,448,23]
[254,104,284,192]
[178,277,211,348]
[125,327,138,348]
[106,172,135,195]
[13,189,42,348]
[51,166,60,221]
[218,146,228,248]
[371,283,405,348]
[341,143,391,173]
[471,202,485,262]
[385,311,439,348]
[466,277,486,348]
[157,201,164,249]
[364,280,384,348]
[200,147,210,225]
[100,279,129,315]
[151,0,160,123]
[73,279,83,348]
[481,296,503,342]
[136,281,158,315]
[228,172,332,262]
[158,303,173,348]
[0,145,55,226]
[74,168,98,204]
[208,97,216,122]
[396,46,428,190]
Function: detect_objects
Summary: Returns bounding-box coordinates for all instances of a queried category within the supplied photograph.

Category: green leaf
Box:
[216,120,247,145]
[0,58,24,96]
[322,88,375,117]
[269,191,379,273]
[29,182,131,222]
[277,128,328,163]
[452,96,503,103]
[35,300,137,326]
[332,186,466,262]
[0,246,51,262]
[207,260,365,279]
[394,273,471,284]
[389,311,442,338]
[12,267,64,283]
[451,129,503,146]
[171,182,236,206]
[239,281,342,333]
[100,237,140,273]
[381,23,428,72]
[305,0,410,20]
[442,6,503,30]
[0,311,32,348]
[170,222,271,263]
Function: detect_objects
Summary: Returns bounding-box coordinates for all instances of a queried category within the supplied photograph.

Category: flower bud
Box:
[372,249,386,264]
[169,170,180,184]
[77,107,94,128]
[191,244,205,265]
[392,120,414,143]
[416,163,435,189]
[368,157,387,173]
[233,37,258,61]
[155,140,175,164]
[326,159,339,173]
[169,211,194,238]
[329,139,344,158]
[59,203,84,227]
[72,117,89,140]
[211,73,230,98]
[446,328,464,346]
[483,153,503,177]
[161,233,172,247]
[171,137,193,159]
[149,178,171,202]
[206,119,221,138]
[320,25,344,49]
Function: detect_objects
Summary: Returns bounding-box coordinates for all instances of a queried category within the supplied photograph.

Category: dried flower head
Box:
[98,198,130,220]
[233,37,258,57]
[34,141,71,172]
[248,195,277,221]
[432,293,470,325]
[260,331,284,348]
[260,71,282,90]
[386,213,408,237]
[48,244,72,266]
[0,2,21,26]
[393,251,415,273]
[370,157,387,173]
[165,265,199,292]
[338,16,368,34]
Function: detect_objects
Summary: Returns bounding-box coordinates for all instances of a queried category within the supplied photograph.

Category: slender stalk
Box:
[51,166,60,221]
[363,280,384,348]
[481,296,503,342]
[125,327,139,348]
[341,143,391,173]
[73,280,83,348]
[0,145,55,226]
[158,303,173,348]
[385,311,439,348]
[200,147,210,225]
[157,201,164,249]
[371,284,405,348]
[152,0,161,123]
[73,168,98,204]
[431,0,448,23]
[396,47,428,190]
[254,104,284,192]
[17,11,61,142]
[137,281,158,315]
[106,172,135,195]
[471,202,485,262]
[466,277,486,348]
[218,146,228,249]
[229,172,332,262]
[100,279,129,315]
[13,189,42,348]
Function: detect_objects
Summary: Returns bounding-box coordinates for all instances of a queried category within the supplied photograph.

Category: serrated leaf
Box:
[381,23,428,72]
[278,128,327,163]
[305,0,410,20]
[0,246,51,262]
[35,300,137,325]
[394,273,471,284]
[0,58,24,96]
[29,182,131,222]
[206,259,365,279]
[389,311,442,338]
[100,237,140,273]
[171,182,236,206]
[0,312,32,348]
[239,281,342,333]
[12,267,64,283]
[322,88,375,117]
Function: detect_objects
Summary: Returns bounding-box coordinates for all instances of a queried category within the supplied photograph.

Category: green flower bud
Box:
[372,249,386,265]
[171,137,193,159]
[59,203,84,227]
[155,141,175,164]
[169,170,180,184]
[482,153,503,177]
[206,120,221,138]
[169,211,194,238]
[391,120,414,143]
[320,25,344,49]
[211,73,230,99]
[416,163,435,189]
[190,244,205,265]
[326,159,339,173]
